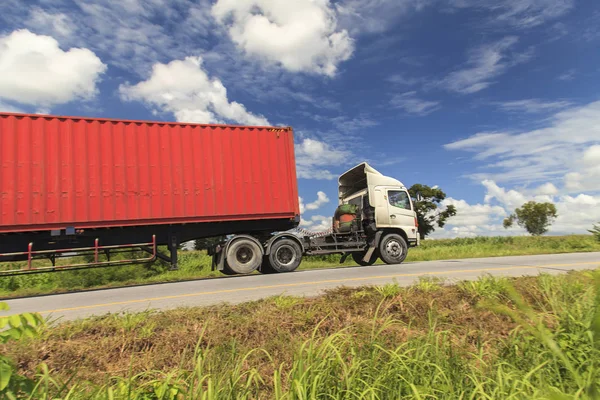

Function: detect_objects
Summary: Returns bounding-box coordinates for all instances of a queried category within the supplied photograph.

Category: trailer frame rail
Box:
[0,235,157,277]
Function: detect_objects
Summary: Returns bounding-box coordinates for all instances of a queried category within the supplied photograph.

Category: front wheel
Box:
[263,238,303,273]
[378,234,408,265]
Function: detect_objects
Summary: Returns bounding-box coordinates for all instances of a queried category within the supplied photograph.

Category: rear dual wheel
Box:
[223,238,263,275]
[261,238,302,274]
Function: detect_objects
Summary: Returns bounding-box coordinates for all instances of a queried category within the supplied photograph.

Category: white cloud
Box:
[495,99,572,113]
[444,101,600,191]
[448,0,575,29]
[306,191,330,211]
[300,215,333,232]
[534,183,559,196]
[391,91,440,115]
[119,56,269,125]
[336,0,432,35]
[442,198,507,226]
[299,191,331,221]
[437,37,531,94]
[0,29,106,108]
[295,138,352,180]
[0,101,24,113]
[211,0,354,76]
[557,69,576,81]
[432,179,600,239]
[26,7,74,38]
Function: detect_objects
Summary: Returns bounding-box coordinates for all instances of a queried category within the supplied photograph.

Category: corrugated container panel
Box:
[0,113,300,233]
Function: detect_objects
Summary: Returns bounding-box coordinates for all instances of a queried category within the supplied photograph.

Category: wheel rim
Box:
[385,240,403,259]
[236,245,254,264]
[275,245,296,267]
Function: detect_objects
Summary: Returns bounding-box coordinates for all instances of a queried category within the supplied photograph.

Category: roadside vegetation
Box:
[1,268,600,399]
[1,234,599,299]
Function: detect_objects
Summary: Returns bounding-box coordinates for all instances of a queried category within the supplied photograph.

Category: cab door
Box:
[385,188,415,230]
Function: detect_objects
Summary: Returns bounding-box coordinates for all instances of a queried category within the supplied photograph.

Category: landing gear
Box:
[378,234,408,265]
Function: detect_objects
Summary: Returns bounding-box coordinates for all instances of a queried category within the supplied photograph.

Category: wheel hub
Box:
[386,240,403,258]
[236,246,253,264]
[276,245,296,266]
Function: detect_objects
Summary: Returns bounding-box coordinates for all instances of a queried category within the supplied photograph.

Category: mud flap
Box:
[363,231,383,263]
[340,253,350,264]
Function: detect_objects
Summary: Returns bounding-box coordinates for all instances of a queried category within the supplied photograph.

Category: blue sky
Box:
[1,0,599,237]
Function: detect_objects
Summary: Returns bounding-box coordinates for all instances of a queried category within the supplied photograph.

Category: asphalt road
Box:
[2,252,599,323]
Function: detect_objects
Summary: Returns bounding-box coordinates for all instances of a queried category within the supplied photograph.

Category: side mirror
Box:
[416,192,423,202]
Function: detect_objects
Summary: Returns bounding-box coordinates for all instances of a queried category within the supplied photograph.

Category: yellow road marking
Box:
[39,261,599,315]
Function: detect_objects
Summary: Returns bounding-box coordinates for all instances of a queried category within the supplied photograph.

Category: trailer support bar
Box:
[0,236,157,277]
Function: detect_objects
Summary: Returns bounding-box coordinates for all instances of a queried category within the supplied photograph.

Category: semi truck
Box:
[0,112,419,277]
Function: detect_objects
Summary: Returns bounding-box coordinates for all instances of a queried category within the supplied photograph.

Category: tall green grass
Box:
[1,235,599,299]
[3,269,600,399]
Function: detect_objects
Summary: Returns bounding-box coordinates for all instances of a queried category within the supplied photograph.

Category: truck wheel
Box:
[351,250,379,266]
[267,239,302,273]
[224,238,263,275]
[378,234,408,265]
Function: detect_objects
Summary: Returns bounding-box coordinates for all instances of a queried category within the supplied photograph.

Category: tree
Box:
[503,201,558,236]
[408,184,457,240]
[589,223,600,242]
[194,236,225,251]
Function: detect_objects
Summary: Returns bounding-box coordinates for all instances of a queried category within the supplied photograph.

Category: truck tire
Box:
[352,250,379,266]
[265,238,302,273]
[224,238,263,275]
[378,234,408,265]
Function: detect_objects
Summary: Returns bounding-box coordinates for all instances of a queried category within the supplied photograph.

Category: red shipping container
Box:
[0,112,300,234]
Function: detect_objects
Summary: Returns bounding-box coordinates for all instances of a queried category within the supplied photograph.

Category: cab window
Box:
[388,190,411,210]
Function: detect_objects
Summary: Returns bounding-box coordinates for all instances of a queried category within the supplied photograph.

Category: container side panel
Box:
[149,124,161,220]
[138,124,151,220]
[0,116,16,226]
[170,125,183,217]
[232,127,244,215]
[73,120,88,222]
[45,118,60,224]
[87,120,101,222]
[30,117,45,225]
[0,113,299,233]
[182,125,195,217]
[212,128,225,217]
[101,122,115,221]
[247,129,260,215]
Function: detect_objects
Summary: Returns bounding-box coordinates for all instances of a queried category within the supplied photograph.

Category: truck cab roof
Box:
[338,162,406,200]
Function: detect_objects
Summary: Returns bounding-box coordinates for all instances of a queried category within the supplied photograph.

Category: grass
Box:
[1,234,599,299]
[1,268,600,398]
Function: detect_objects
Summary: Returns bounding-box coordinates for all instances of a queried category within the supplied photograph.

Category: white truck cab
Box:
[339,163,420,259]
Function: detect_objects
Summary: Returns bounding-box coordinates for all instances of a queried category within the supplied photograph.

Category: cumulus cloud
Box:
[211,0,354,76]
[0,29,106,108]
[306,191,330,211]
[295,138,352,180]
[299,191,331,224]
[437,37,531,94]
[445,101,600,191]
[119,56,269,125]
[300,215,333,232]
[432,179,600,238]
